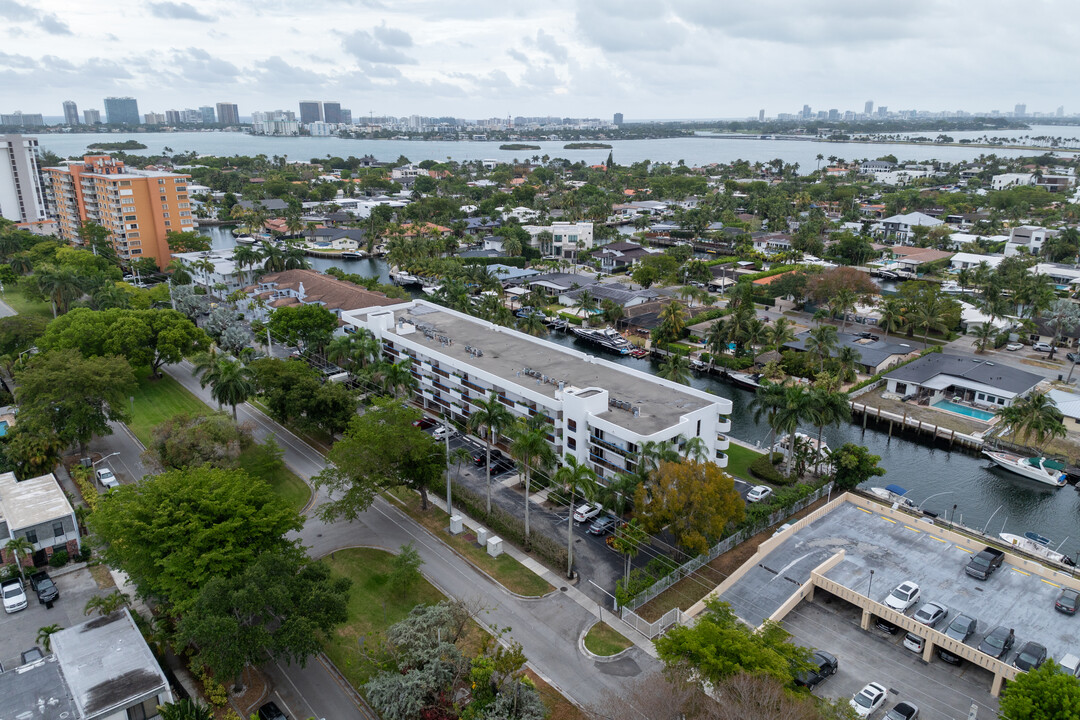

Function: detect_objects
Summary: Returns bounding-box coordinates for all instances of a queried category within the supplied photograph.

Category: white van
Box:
[1058,653,1080,677]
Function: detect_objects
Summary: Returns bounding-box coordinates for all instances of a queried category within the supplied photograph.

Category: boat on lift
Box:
[983,451,1068,487]
[1000,532,1076,566]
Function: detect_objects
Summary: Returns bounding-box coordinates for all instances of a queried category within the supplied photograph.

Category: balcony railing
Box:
[589,434,631,458]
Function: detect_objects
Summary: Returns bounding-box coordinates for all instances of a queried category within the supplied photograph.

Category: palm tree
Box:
[379,359,417,398]
[258,242,286,273]
[658,300,688,339]
[680,435,709,463]
[998,392,1066,452]
[196,357,255,421]
[806,387,851,474]
[971,323,997,354]
[831,288,859,333]
[83,591,130,616]
[37,624,61,653]
[466,391,516,514]
[911,297,947,346]
[804,325,839,372]
[765,317,796,354]
[749,381,787,450]
[657,353,692,385]
[508,415,556,545]
[772,384,812,473]
[835,345,862,383]
[159,699,215,720]
[877,296,906,340]
[598,473,638,519]
[630,439,679,485]
[35,266,83,317]
[231,244,261,284]
[574,289,598,321]
[516,312,548,337]
[5,536,33,581]
[553,456,598,578]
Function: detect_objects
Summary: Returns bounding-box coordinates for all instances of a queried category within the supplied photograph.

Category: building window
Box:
[696,419,701,436]
[25,530,37,545]
[567,437,576,450]
[53,521,64,538]
[157,179,165,185]
[126,696,160,720]
[125,215,137,221]
[164,221,171,227]
[162,204,169,210]
[121,198,134,205]
[567,419,577,432]
[119,180,131,187]
[131,249,142,255]
[128,233,140,239]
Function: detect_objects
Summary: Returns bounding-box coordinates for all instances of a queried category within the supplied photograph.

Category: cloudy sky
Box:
[2,0,1076,121]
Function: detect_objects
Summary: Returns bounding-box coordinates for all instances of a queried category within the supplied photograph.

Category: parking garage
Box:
[690,494,1080,697]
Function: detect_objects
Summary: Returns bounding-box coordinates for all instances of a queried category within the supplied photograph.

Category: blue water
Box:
[932,400,996,421]
[0,421,9,437]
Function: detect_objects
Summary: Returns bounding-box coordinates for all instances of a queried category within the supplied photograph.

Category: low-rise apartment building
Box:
[44,155,193,268]
[341,300,733,481]
[0,471,81,567]
[522,221,595,257]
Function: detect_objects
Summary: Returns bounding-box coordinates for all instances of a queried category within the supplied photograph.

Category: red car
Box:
[412,416,436,430]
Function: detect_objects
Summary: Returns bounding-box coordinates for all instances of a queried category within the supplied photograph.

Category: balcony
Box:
[462,379,486,395]
[589,434,631,458]
[717,415,732,433]
[589,452,624,475]
[714,450,728,468]
[716,434,730,451]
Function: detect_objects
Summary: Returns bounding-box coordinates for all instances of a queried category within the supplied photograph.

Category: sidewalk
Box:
[427,491,659,660]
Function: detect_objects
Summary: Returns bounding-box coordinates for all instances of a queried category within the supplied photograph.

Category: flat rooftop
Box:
[0,471,72,531]
[0,656,78,720]
[718,501,1080,664]
[382,303,722,436]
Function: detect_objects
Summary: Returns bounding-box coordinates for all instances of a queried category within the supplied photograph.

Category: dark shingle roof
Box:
[884,353,1043,394]
[784,331,914,369]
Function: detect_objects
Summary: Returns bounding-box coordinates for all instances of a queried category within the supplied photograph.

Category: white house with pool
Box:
[883,353,1043,420]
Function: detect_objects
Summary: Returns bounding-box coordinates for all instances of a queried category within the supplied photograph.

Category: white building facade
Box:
[0,134,48,223]
[523,221,595,256]
[341,300,732,481]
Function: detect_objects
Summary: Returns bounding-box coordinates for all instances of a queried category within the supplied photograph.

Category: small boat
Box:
[940,281,965,294]
[774,432,832,462]
[421,285,442,296]
[390,271,422,286]
[1025,531,1052,546]
[234,235,258,245]
[1000,532,1076,566]
[725,371,763,391]
[629,347,649,358]
[571,326,631,355]
[982,451,1068,487]
[690,358,707,371]
[870,484,917,510]
[340,251,364,260]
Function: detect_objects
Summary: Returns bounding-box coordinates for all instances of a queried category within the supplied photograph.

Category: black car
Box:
[257,702,288,720]
[1068,352,1080,364]
[938,614,977,665]
[794,650,839,689]
[884,701,919,720]
[875,616,900,635]
[977,626,1015,659]
[1014,641,1048,671]
[587,516,618,536]
[28,572,59,606]
[487,457,515,475]
[1055,588,1079,615]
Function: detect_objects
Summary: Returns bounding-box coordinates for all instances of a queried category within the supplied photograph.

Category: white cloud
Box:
[149,1,215,22]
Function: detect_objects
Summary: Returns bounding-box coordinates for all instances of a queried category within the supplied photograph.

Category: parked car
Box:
[28,571,59,606]
[1055,588,1079,615]
[938,614,977,664]
[573,502,603,523]
[412,416,436,430]
[747,485,773,503]
[884,581,921,612]
[1014,641,1048,671]
[977,626,1016,659]
[485,456,515,476]
[964,547,1004,580]
[1058,653,1080,677]
[773,523,793,537]
[432,425,455,440]
[849,682,888,718]
[913,601,948,628]
[1,578,27,614]
[1068,352,1080,364]
[257,702,288,720]
[1005,342,1023,351]
[95,467,120,490]
[1032,341,1053,352]
[875,616,900,635]
[903,632,925,654]
[587,516,619,536]
[884,701,919,720]
[794,649,838,689]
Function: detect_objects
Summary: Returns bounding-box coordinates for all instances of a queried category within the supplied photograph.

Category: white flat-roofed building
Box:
[341,300,732,480]
[0,471,81,566]
[949,252,1005,272]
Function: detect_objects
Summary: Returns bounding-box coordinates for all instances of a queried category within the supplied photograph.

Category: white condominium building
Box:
[342,300,732,481]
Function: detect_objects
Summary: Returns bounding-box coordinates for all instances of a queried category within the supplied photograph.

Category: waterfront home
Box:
[1030,262,1080,290]
[486,264,539,285]
[559,283,661,310]
[885,246,955,274]
[0,471,81,568]
[522,221,595,257]
[173,247,263,296]
[238,198,289,213]
[751,232,793,253]
[949,252,1005,272]
[1005,226,1058,257]
[876,212,944,244]
[884,353,1042,409]
[244,268,398,323]
[991,172,1035,191]
[859,160,897,175]
[511,271,597,299]
[593,240,658,272]
[784,331,917,375]
[1046,389,1080,429]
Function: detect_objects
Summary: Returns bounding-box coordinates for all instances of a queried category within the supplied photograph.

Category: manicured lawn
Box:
[1,287,53,320]
[583,621,633,656]
[725,443,764,482]
[386,487,554,597]
[238,445,312,512]
[322,548,446,689]
[128,371,209,445]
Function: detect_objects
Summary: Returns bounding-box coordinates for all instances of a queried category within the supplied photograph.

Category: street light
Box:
[867,569,875,599]
[93,452,120,467]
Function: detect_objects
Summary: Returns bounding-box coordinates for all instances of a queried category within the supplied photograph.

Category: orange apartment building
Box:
[45,155,193,268]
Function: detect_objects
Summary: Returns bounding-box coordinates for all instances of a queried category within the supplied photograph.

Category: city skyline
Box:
[1,1,1078,119]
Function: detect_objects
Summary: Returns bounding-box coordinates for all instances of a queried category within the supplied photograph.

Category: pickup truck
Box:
[965,547,1005,580]
[29,571,59,605]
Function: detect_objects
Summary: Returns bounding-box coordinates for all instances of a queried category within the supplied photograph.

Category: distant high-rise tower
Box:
[199,106,216,124]
[828,109,840,121]
[216,103,239,125]
[83,109,101,125]
[323,102,342,124]
[877,106,888,117]
[864,100,874,116]
[613,112,624,126]
[758,109,765,122]
[0,134,48,224]
[1057,106,1065,118]
[801,104,812,119]
[340,109,352,125]
[104,97,140,125]
[1014,103,1027,117]
[299,101,322,124]
[63,100,79,126]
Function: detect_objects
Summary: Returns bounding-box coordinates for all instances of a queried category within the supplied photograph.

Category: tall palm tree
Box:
[630,439,680,485]
[772,384,812,473]
[766,317,796,354]
[574,289,598,321]
[749,381,787,450]
[911,297,947,346]
[877,296,906,340]
[258,242,286,273]
[998,392,1066,452]
[804,325,839,372]
[971,323,997,354]
[508,415,556,545]
[379,359,417,398]
[831,288,859,333]
[658,300,688,339]
[553,456,598,578]
[598,473,638,519]
[195,357,255,421]
[516,312,548,337]
[680,435,709,463]
[467,391,515,514]
[835,345,862,383]
[37,624,62,653]
[159,700,215,720]
[5,536,33,581]
[231,244,261,285]
[806,387,851,474]
[657,353,692,385]
[35,266,83,317]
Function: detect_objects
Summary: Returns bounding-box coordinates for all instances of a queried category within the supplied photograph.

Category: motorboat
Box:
[940,281,965,294]
[725,371,763,390]
[571,326,631,354]
[340,251,364,260]
[1000,532,1076,566]
[690,358,707,371]
[774,432,832,462]
[982,451,1068,487]
[629,347,649,358]
[390,271,422,286]
[233,235,259,245]
[422,285,443,296]
[870,484,917,510]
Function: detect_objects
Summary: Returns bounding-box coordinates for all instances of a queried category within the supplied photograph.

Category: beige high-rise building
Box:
[44,155,192,268]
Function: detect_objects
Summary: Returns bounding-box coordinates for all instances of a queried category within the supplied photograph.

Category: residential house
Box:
[2,609,173,720]
[1026,316,1080,349]
[783,331,917,375]
[859,160,897,175]
[463,217,502,236]
[522,221,595,257]
[883,353,1042,408]
[1046,389,1080,430]
[592,241,658,272]
[238,198,290,213]
[0,471,80,568]
[945,233,1009,251]
[514,271,595,298]
[1031,262,1080,290]
[1036,175,1075,193]
[887,246,955,273]
[1005,226,1058,257]
[173,247,264,296]
[486,264,540,285]
[244,268,398,323]
[949,252,1005,272]
[991,173,1035,191]
[877,212,943,243]
[751,232,793,253]
[558,283,660,310]
[501,206,541,223]
[611,200,668,218]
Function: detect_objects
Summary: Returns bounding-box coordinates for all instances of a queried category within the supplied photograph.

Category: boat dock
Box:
[849,400,985,450]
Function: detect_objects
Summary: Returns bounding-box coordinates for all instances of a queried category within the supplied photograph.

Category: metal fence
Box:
[622,483,835,612]
[620,605,686,639]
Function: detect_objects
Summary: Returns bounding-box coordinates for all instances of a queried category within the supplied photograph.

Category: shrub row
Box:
[70,466,99,512]
[748,453,785,484]
[614,556,680,607]
[557,313,584,326]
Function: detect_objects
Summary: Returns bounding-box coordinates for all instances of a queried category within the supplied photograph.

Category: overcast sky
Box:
[2,0,1076,121]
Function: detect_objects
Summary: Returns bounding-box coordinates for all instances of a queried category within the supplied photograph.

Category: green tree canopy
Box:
[633,460,744,555]
[1000,660,1080,720]
[143,412,252,471]
[249,357,356,435]
[830,442,886,491]
[267,304,338,351]
[88,466,304,611]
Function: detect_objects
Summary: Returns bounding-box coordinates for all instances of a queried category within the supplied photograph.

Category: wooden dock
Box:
[849,401,985,450]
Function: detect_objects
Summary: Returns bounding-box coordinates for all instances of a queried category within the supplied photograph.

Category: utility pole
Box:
[445,424,452,517]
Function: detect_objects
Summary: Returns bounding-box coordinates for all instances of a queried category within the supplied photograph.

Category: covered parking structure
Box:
[689,494,1080,697]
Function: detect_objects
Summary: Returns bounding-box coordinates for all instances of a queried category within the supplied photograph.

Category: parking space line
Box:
[1011,568,1030,576]
[954,546,970,552]
[1039,578,1059,587]
[928,536,948,544]
[903,525,920,533]
[857,507,873,514]
[880,516,897,524]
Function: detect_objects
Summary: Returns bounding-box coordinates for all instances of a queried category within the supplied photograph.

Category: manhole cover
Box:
[560,587,568,592]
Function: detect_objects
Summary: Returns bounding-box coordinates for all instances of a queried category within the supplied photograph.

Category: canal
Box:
[203,226,1080,556]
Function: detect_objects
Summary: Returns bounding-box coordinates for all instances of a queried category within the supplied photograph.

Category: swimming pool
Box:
[0,421,8,437]
[932,400,996,422]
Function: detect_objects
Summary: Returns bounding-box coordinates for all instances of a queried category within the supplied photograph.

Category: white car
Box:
[573,502,602,523]
[432,425,454,440]
[772,523,793,537]
[1004,342,1023,351]
[850,682,888,718]
[747,485,773,503]
[1032,341,1053,352]
[96,467,120,490]
[884,581,921,612]
[1,578,27,614]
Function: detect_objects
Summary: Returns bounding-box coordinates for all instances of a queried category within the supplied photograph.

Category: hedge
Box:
[557,312,584,325]
[737,264,802,283]
[848,345,941,393]
[689,307,728,325]
[749,453,785,484]
[709,354,754,370]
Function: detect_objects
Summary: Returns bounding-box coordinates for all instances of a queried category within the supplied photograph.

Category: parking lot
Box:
[0,566,105,671]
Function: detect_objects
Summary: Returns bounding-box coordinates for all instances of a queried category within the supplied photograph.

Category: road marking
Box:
[928,536,948,544]
[1040,578,1059,587]
[880,516,897,524]
[857,507,873,514]
[954,546,970,552]
[270,668,309,720]
[1012,568,1030,576]
[903,525,920,533]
